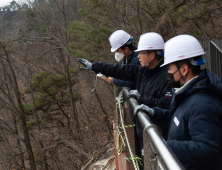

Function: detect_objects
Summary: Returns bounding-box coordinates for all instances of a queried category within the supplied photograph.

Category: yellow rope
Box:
[125,156,143,166]
[115,89,141,170]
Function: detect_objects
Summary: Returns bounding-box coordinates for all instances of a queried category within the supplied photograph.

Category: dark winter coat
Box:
[152,69,222,170]
[113,48,140,88]
[92,58,172,143]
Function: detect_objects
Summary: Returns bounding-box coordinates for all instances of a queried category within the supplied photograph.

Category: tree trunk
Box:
[28,68,48,170]
[59,49,80,137]
[0,42,37,170]
[13,115,25,169]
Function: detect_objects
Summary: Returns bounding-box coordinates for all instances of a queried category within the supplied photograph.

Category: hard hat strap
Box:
[142,51,152,76]
[146,51,151,66]
[176,62,187,86]
[176,62,182,77]
[142,61,150,77]
[123,49,126,59]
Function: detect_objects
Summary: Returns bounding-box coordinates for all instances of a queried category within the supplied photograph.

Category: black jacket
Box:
[152,69,222,170]
[92,58,172,141]
[113,49,140,88]
[92,58,172,108]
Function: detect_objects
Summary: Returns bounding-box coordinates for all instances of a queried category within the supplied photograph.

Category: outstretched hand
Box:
[77,58,92,70]
[103,77,113,83]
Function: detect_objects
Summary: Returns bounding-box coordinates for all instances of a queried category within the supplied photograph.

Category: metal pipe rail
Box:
[210,41,222,78]
[199,38,222,76]
[123,88,185,170]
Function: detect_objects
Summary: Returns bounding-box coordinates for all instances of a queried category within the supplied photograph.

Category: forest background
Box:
[0,0,221,169]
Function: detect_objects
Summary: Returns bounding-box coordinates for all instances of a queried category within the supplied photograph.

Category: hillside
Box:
[0,10,23,36]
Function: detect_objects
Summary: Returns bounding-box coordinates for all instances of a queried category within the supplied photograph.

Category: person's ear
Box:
[125,47,129,54]
[150,52,155,60]
[181,64,189,77]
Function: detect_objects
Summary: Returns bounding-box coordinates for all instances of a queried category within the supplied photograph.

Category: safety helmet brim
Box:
[160,51,206,67]
[111,48,117,52]
[111,47,119,52]
[135,46,164,52]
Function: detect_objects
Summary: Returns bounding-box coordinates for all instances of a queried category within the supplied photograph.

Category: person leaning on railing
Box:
[77,32,172,169]
[103,30,140,89]
[134,35,222,170]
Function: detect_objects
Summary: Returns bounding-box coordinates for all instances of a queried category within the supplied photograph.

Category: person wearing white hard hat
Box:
[134,35,222,170]
[77,32,172,169]
[103,30,140,89]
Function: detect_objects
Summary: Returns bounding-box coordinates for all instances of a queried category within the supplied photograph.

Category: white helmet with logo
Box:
[109,30,131,52]
[135,32,164,52]
[161,35,205,67]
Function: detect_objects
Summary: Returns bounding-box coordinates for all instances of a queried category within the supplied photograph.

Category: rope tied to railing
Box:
[115,89,140,170]
[125,157,142,166]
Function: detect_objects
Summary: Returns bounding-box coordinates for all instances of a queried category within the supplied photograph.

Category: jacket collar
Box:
[122,47,138,64]
[172,69,210,108]
[174,76,198,94]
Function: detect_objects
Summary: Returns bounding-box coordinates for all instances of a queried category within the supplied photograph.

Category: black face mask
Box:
[166,70,181,88]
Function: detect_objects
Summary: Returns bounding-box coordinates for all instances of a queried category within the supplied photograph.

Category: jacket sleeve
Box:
[138,80,172,109]
[151,107,171,129]
[130,57,140,66]
[112,56,140,88]
[113,78,135,88]
[167,101,221,165]
[92,62,140,82]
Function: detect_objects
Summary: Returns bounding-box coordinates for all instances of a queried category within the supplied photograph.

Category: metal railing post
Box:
[208,37,211,71]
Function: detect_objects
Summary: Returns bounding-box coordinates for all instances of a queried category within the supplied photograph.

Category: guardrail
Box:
[209,41,222,78]
[199,38,222,76]
[199,38,211,70]
[114,87,185,170]
[123,88,185,170]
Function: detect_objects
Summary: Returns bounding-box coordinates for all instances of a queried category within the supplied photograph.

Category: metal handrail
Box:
[123,88,185,170]
[211,41,222,53]
[209,40,222,78]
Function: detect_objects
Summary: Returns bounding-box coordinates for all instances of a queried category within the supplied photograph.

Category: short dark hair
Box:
[120,39,135,51]
[149,50,163,61]
[155,52,163,61]
[177,56,202,75]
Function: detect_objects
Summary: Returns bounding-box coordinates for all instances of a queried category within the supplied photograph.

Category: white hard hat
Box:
[109,30,131,52]
[161,35,205,67]
[135,32,164,52]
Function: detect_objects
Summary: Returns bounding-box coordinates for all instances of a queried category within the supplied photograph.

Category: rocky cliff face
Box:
[81,142,116,170]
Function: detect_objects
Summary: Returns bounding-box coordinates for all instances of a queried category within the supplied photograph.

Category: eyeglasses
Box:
[138,52,152,56]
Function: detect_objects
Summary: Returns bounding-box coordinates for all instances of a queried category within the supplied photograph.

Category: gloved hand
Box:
[77,58,92,70]
[134,104,155,117]
[128,90,140,101]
